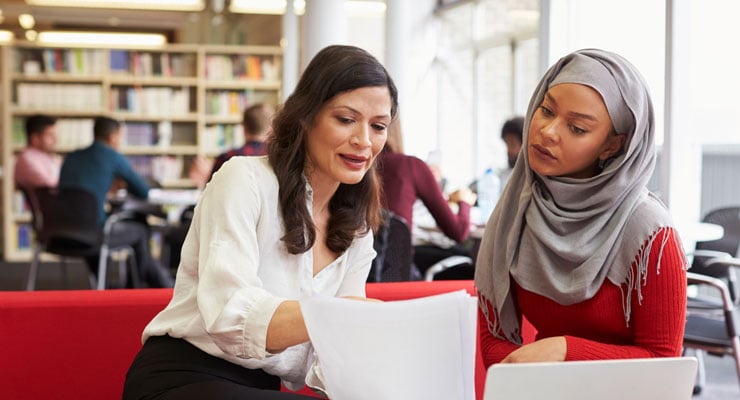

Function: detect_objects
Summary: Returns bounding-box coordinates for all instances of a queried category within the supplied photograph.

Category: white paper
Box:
[300,290,476,400]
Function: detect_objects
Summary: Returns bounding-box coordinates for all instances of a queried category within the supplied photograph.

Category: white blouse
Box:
[142,156,376,390]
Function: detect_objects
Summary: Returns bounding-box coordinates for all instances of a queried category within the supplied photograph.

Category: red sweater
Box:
[378,151,470,242]
[479,227,687,366]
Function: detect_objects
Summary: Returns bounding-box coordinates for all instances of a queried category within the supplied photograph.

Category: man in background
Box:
[209,102,275,179]
[14,114,62,190]
[499,116,524,186]
[187,103,275,187]
[59,116,174,288]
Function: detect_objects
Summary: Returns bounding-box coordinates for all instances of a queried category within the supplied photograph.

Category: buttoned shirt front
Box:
[143,156,375,390]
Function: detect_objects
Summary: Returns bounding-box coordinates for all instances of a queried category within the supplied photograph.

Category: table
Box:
[675,221,724,253]
[110,188,200,224]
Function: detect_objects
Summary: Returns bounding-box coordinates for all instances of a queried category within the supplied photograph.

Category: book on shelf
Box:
[15,223,33,251]
[12,119,25,148]
[109,50,129,74]
[127,155,185,185]
[16,83,103,111]
[111,86,191,117]
[19,48,104,75]
[12,191,30,216]
[123,122,157,146]
[56,119,94,150]
[206,90,250,117]
[204,124,245,154]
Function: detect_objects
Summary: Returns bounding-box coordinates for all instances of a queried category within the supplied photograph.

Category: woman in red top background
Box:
[475,48,687,365]
[377,117,477,278]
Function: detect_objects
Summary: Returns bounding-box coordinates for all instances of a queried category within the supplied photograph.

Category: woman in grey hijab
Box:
[475,49,687,366]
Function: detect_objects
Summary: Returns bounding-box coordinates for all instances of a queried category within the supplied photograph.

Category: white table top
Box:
[675,221,724,253]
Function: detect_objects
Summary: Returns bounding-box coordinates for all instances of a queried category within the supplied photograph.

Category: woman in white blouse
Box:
[123,45,398,400]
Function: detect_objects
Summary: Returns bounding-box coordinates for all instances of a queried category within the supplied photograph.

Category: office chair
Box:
[25,187,138,290]
[423,255,474,281]
[163,204,196,272]
[683,207,740,393]
[691,207,740,301]
[684,271,740,393]
[368,211,418,282]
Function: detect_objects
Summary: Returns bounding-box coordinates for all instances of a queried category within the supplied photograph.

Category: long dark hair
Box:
[268,45,399,255]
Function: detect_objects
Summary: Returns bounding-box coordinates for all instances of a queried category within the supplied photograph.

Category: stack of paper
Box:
[300,290,476,400]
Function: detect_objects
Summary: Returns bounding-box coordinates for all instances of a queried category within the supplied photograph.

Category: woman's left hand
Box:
[500,336,567,363]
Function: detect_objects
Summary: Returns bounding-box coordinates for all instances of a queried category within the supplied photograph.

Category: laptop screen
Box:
[483,357,697,400]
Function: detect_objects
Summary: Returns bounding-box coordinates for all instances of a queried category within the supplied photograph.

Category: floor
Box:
[0,260,738,399]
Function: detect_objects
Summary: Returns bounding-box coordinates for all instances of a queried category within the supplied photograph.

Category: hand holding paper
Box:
[301,290,476,400]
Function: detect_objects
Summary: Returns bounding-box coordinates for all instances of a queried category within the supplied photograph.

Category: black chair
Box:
[684,271,740,393]
[25,186,139,290]
[368,211,418,282]
[691,207,740,301]
[163,204,196,272]
[683,207,740,393]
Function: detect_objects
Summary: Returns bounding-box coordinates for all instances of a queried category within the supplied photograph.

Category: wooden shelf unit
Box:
[1,42,282,261]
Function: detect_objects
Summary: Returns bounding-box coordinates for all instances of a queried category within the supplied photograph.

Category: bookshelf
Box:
[1,42,282,261]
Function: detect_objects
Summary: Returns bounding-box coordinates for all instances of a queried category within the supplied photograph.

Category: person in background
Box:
[476,49,686,366]
[498,116,524,187]
[187,103,275,188]
[59,116,174,288]
[123,44,397,399]
[209,102,275,179]
[14,114,62,190]
[378,117,477,279]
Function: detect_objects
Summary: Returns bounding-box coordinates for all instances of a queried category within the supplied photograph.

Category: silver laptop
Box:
[483,357,697,400]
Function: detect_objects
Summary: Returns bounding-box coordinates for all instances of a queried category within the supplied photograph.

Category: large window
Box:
[434,0,539,189]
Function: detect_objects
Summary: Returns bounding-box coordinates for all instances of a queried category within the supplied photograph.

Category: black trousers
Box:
[123,335,319,400]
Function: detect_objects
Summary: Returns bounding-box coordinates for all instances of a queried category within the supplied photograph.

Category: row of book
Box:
[16,83,103,111]
[205,90,252,117]
[203,123,246,154]
[204,54,279,82]
[110,86,192,117]
[128,155,185,183]
[110,50,197,78]
[17,48,106,75]
[12,118,95,150]
[11,116,199,151]
[11,191,30,217]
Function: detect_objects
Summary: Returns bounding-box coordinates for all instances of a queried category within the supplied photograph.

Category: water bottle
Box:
[477,167,500,225]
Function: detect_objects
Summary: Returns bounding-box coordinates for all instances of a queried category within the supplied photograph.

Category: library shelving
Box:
[1,42,282,261]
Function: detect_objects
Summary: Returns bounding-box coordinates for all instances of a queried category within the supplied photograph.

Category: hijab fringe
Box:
[479,295,522,345]
[619,227,684,327]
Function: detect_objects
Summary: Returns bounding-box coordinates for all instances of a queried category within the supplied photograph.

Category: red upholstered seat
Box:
[0,281,536,400]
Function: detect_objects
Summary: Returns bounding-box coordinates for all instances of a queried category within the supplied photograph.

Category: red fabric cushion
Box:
[0,281,533,400]
[0,289,172,400]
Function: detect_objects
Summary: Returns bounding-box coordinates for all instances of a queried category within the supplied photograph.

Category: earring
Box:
[598,157,608,170]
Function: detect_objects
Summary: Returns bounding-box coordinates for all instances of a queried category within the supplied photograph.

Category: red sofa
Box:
[0,281,531,400]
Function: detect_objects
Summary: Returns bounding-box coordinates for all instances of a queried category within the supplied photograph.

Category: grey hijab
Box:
[474,49,680,344]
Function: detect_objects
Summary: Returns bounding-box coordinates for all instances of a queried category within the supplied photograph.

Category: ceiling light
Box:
[229,0,385,16]
[0,30,13,44]
[37,31,167,47]
[25,0,204,11]
[19,13,36,29]
[25,30,38,41]
[229,0,305,15]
